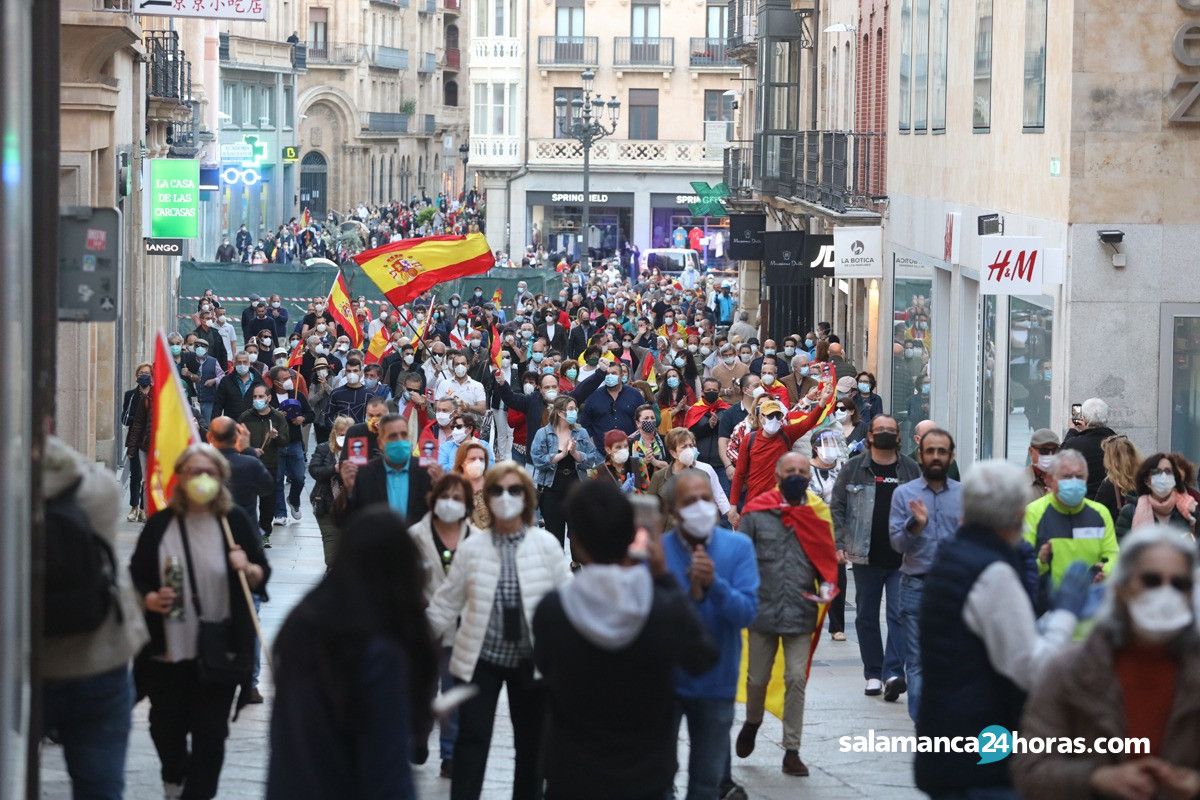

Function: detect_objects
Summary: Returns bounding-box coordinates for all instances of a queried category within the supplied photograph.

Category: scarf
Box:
[1132,492,1197,529]
[682,397,729,429]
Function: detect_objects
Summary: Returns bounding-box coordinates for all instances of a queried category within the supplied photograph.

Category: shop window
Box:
[628,88,658,140]
[1023,0,1047,130]
[978,294,996,459]
[973,0,992,131]
[892,273,933,443]
[1168,313,1200,454]
[1004,296,1053,460]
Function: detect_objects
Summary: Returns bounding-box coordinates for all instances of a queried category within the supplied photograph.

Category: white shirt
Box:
[216,322,237,362]
[434,375,486,408]
[545,324,557,341]
[691,461,731,515]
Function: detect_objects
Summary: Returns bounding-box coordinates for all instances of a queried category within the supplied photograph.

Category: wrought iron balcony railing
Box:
[754,130,887,213]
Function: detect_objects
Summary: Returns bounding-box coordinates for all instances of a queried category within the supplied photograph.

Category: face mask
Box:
[780,474,810,504]
[1035,454,1056,472]
[687,344,699,353]
[252,398,269,411]
[364,377,379,389]
[612,448,630,465]
[858,382,872,394]
[1128,586,1194,643]
[904,347,915,359]
[450,427,468,444]
[316,368,329,380]
[604,374,620,388]
[1150,472,1177,498]
[565,409,579,425]
[315,346,328,356]
[346,373,362,386]
[489,490,525,521]
[723,356,736,366]
[384,439,412,464]
[457,320,467,329]
[185,474,221,506]
[667,376,682,390]
[640,419,656,434]
[434,497,467,522]
[834,409,850,422]
[1055,477,1088,507]
[272,301,281,309]
[338,344,350,353]
[432,354,444,364]
[275,358,288,368]
[739,354,752,364]
[435,411,453,427]
[672,356,686,368]
[451,298,461,307]
[1042,370,1052,381]
[750,386,766,400]
[700,346,712,356]
[531,351,545,363]
[464,460,486,479]
[784,346,796,357]
[235,364,250,376]
[454,364,469,378]
[804,339,814,349]
[678,499,718,540]
[762,418,783,436]
[764,348,776,357]
[218,315,228,325]
[762,373,776,386]
[201,303,211,312]
[281,379,294,391]
[677,446,698,466]
[403,354,415,365]
[798,366,811,377]
[335,434,346,448]
[541,365,555,376]
[545,315,555,324]
[379,312,389,321]
[872,431,899,451]
[170,344,182,356]
[260,337,272,346]
[817,445,841,463]
[566,368,578,380]
[664,318,675,327]
[523,383,537,394]
[921,383,931,395]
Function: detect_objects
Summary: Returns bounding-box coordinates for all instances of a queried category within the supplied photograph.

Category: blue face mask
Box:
[921,383,931,395]
[252,398,268,411]
[858,382,872,394]
[1043,370,1052,381]
[566,368,578,380]
[1056,477,1087,507]
[542,365,555,375]
[170,344,182,356]
[604,373,620,388]
[531,351,545,363]
[799,366,810,377]
[385,439,412,465]
[804,339,814,349]
[565,409,578,425]
[667,376,680,389]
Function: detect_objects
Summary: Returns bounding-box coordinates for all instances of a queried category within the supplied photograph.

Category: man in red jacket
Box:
[731,394,831,510]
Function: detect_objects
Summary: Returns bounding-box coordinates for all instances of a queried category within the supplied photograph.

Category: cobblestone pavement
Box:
[42,490,922,800]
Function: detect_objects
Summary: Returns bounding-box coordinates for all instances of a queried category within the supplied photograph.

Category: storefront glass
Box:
[528,202,631,262]
[892,269,933,444]
[649,208,728,268]
[1169,316,1200,455]
[979,294,997,460]
[1004,295,1053,461]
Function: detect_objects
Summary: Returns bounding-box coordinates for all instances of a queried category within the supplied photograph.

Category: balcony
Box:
[307,41,363,66]
[537,36,599,68]
[292,43,307,71]
[371,0,410,6]
[367,45,409,70]
[471,134,522,167]
[145,31,191,104]
[727,0,758,59]
[444,47,461,70]
[755,130,887,215]
[529,138,722,171]
[444,0,460,11]
[473,37,521,66]
[724,146,752,194]
[613,37,674,69]
[418,52,436,73]
[363,112,410,133]
[689,37,736,68]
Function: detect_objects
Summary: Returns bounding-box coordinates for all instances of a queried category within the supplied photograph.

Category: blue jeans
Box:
[853,563,906,682]
[437,647,458,761]
[41,665,133,800]
[671,697,734,800]
[900,573,925,720]
[251,593,264,687]
[274,440,306,516]
[199,400,214,424]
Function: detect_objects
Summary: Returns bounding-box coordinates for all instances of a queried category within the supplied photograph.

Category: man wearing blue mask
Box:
[337,414,431,527]
[579,359,645,450]
[1022,448,1118,613]
[238,383,290,541]
[212,351,264,422]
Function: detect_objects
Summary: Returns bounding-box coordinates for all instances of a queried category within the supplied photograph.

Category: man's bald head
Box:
[207,416,237,447]
[912,418,938,447]
[828,342,844,358]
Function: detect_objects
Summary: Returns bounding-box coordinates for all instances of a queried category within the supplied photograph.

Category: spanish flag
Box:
[286,340,304,369]
[491,288,503,307]
[490,323,504,369]
[145,331,200,515]
[365,326,392,365]
[326,271,364,348]
[353,233,495,308]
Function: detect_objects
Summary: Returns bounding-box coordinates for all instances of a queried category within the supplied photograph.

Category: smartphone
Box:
[1071,403,1083,424]
[347,436,370,466]
[630,494,665,540]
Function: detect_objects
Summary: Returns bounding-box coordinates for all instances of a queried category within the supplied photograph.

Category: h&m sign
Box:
[1171,0,1200,122]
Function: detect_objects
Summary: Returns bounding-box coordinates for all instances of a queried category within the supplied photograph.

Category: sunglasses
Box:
[487,485,524,498]
[1138,572,1193,592]
[1035,446,1059,456]
[835,405,849,413]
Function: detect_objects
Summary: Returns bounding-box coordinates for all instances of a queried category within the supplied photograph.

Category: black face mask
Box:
[702,390,720,404]
[780,474,809,504]
[872,431,899,451]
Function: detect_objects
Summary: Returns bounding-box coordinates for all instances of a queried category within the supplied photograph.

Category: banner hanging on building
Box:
[728,214,766,260]
[832,226,883,278]
[145,159,199,239]
[979,236,1053,295]
[133,0,268,20]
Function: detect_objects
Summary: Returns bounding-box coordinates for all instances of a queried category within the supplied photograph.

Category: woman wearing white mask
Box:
[453,441,493,527]
[810,429,851,641]
[409,472,484,778]
[426,462,570,800]
[129,444,270,800]
[832,395,868,454]
[1115,453,1199,542]
[530,396,602,546]
[649,428,735,527]
[308,415,353,567]
[1013,526,1200,800]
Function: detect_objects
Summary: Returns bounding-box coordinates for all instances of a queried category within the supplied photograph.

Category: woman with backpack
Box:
[129,443,270,800]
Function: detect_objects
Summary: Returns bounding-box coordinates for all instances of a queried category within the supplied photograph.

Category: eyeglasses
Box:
[835,406,849,413]
[1138,572,1193,592]
[487,484,524,498]
[1035,446,1060,456]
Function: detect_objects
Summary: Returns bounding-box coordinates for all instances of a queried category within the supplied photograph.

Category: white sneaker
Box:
[289,502,301,521]
[864,678,883,696]
[272,515,287,526]
[163,782,184,800]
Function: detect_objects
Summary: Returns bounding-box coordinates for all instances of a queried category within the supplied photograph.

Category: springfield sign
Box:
[147,159,199,239]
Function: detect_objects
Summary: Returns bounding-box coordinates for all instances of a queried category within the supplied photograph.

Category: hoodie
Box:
[559,564,654,650]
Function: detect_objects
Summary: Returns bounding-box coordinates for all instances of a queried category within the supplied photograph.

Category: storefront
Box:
[526,190,634,262]
[218,130,297,241]
[648,193,729,267]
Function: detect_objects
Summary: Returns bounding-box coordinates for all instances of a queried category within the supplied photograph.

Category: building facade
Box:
[471,0,737,260]
[296,0,468,218]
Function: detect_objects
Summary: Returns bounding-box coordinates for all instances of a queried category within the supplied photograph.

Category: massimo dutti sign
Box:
[1171,0,1200,122]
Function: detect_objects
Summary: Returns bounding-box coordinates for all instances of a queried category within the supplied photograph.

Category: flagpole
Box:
[220,516,272,673]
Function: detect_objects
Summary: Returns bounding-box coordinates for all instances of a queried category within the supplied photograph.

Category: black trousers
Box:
[256,487,274,533]
[451,659,545,800]
[128,451,144,509]
[146,660,237,800]
[827,563,848,633]
[538,479,575,546]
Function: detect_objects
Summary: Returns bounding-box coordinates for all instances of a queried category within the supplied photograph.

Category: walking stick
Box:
[220,516,272,672]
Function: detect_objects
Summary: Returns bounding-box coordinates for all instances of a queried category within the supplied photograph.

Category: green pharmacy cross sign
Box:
[688,181,730,217]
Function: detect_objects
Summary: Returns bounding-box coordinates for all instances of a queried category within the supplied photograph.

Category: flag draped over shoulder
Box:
[365,327,392,364]
[326,271,363,348]
[146,331,200,515]
[353,233,495,308]
[682,397,729,429]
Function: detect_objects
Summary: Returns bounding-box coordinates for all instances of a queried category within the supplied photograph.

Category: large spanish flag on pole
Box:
[146,331,200,515]
[353,233,495,308]
[326,271,364,348]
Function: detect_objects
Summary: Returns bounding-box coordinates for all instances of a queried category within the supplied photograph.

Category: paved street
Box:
[41,492,922,800]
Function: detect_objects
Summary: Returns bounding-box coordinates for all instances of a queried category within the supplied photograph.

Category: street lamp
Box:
[458,142,469,197]
[554,68,620,272]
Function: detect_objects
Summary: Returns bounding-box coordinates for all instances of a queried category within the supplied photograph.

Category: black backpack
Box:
[43,482,120,637]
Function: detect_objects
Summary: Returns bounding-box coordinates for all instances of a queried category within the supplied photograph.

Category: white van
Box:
[641,248,701,276]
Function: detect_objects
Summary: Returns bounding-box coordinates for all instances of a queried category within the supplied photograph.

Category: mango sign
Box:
[149,160,199,239]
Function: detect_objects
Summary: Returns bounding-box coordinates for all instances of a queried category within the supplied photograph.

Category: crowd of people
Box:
[41,250,1200,800]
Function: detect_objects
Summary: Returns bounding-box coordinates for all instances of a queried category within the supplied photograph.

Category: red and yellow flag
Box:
[491,288,503,307]
[286,340,304,369]
[145,331,200,515]
[326,271,364,348]
[365,326,393,364]
[490,323,505,369]
[353,233,495,308]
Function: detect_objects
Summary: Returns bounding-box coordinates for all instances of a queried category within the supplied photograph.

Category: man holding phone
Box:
[238,384,290,543]
[1060,397,1117,499]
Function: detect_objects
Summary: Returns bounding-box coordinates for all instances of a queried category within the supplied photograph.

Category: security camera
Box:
[1098,230,1124,244]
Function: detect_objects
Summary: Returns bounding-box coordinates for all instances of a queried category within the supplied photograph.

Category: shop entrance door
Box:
[300,151,328,218]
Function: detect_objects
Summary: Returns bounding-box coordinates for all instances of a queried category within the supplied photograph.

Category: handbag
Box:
[177,514,253,687]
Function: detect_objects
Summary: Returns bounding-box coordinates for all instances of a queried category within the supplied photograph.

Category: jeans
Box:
[827,563,848,634]
[853,563,906,682]
[744,632,809,751]
[41,666,134,800]
[900,574,925,721]
[452,659,545,800]
[250,593,264,688]
[316,512,339,567]
[671,697,735,800]
[146,660,238,799]
[437,647,459,761]
[199,400,214,424]
[274,441,306,516]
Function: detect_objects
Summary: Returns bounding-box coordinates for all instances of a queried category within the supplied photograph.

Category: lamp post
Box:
[458,142,469,197]
[554,69,620,272]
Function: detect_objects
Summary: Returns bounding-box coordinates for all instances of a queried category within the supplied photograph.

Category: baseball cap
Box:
[836,376,857,394]
[758,399,785,417]
[1030,428,1061,448]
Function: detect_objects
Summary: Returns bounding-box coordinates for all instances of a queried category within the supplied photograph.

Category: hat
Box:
[604,429,629,449]
[758,399,785,417]
[721,280,732,288]
[1030,428,1061,448]
[273,347,289,357]
[313,357,330,370]
[249,293,261,301]
[836,376,857,394]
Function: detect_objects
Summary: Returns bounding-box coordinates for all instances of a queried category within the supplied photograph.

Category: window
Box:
[631,2,660,38]
[283,81,294,127]
[444,79,458,107]
[223,82,237,126]
[309,7,328,54]
[913,0,929,131]
[473,83,487,132]
[1023,0,1047,130]
[706,2,726,39]
[930,0,948,131]
[973,0,993,130]
[760,39,799,131]
[475,0,487,36]
[556,0,583,38]
[628,88,658,139]
[492,83,506,134]
[899,0,912,131]
[260,85,275,127]
[703,89,733,141]
[554,86,583,138]
[242,85,254,128]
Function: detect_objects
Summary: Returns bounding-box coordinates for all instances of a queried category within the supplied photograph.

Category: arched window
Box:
[444,79,458,107]
[445,24,459,50]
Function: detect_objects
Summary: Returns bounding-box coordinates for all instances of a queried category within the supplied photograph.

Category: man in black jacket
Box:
[1059,396,1117,499]
[192,311,229,367]
[206,416,274,521]
[212,352,263,422]
[533,481,717,800]
[566,307,594,361]
[337,413,431,527]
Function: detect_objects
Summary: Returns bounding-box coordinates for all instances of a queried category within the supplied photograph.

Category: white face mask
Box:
[464,460,485,479]
[489,490,525,521]
[281,379,294,391]
[678,499,718,540]
[435,411,453,427]
[523,383,537,395]
[1127,586,1194,643]
[543,388,559,402]
[451,427,468,443]
[346,372,362,386]
[1150,473,1177,498]
[834,410,850,422]
[750,386,765,400]
[434,497,467,523]
[454,364,469,378]
[611,448,630,465]
[335,434,346,448]
[762,373,776,385]
[817,445,841,463]
[762,418,783,436]
[403,354,415,365]
[316,369,328,380]
[1037,454,1056,472]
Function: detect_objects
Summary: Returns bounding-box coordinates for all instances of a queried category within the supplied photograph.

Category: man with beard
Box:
[887,428,962,722]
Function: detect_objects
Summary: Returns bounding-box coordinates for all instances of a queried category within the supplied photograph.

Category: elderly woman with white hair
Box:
[1060,396,1119,499]
[1013,526,1200,800]
[914,460,1091,800]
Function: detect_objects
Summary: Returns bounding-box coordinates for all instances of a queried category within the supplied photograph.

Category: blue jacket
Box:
[663,527,759,700]
[529,424,602,488]
[438,436,496,473]
[579,384,645,451]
